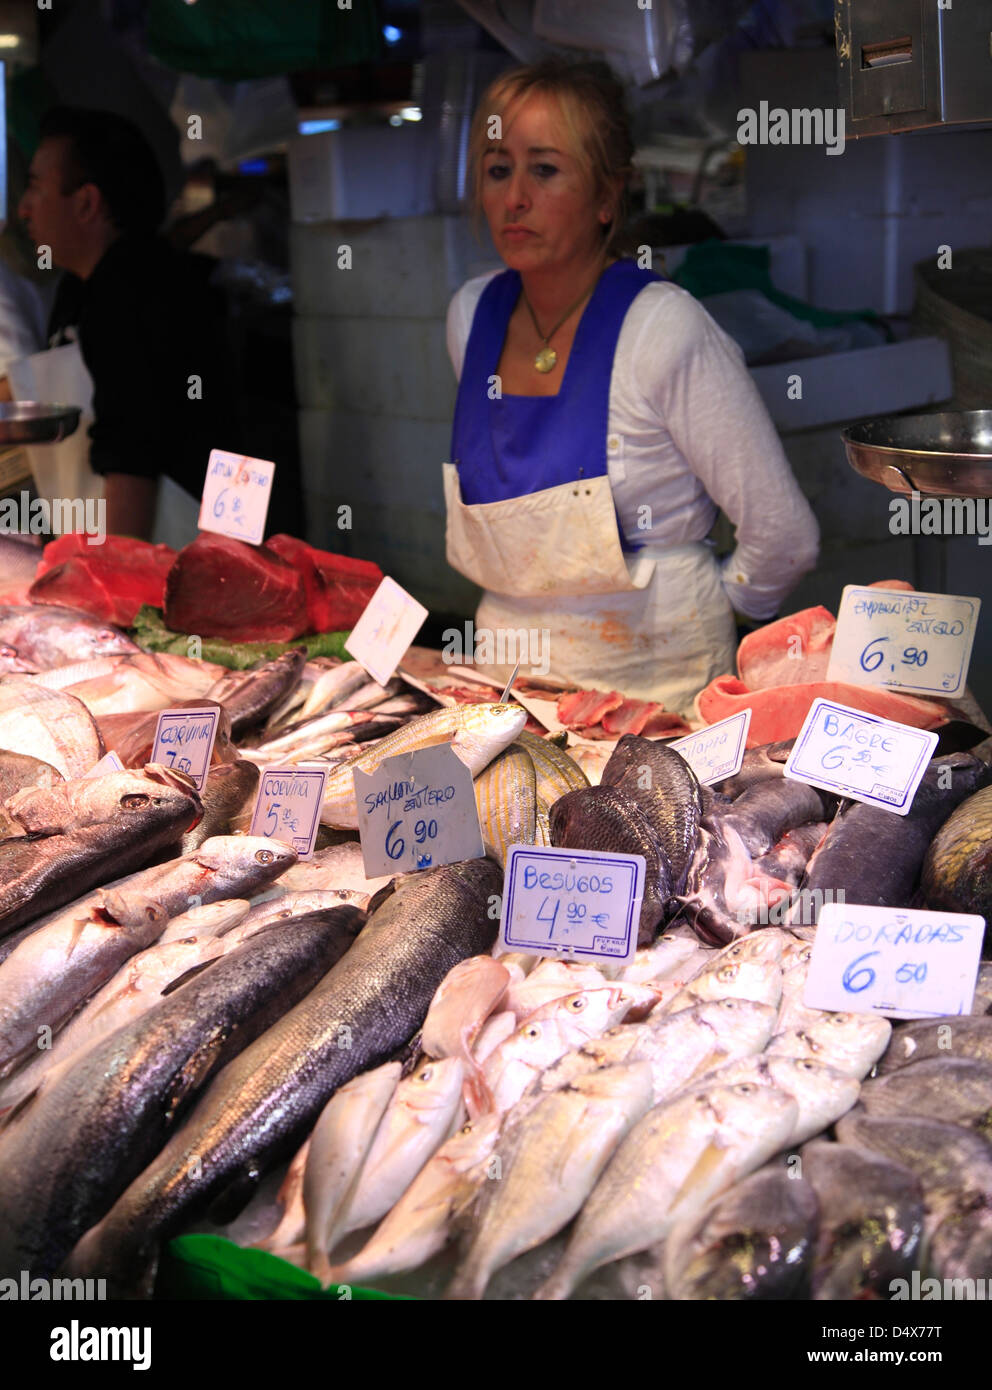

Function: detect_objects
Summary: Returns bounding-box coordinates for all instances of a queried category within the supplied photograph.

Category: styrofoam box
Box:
[288,125,435,223]
[750,335,953,432]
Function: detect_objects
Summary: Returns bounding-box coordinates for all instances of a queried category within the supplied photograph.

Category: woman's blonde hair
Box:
[467,58,634,253]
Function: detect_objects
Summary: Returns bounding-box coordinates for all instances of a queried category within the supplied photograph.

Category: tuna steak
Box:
[264,535,382,634]
[165,534,309,643]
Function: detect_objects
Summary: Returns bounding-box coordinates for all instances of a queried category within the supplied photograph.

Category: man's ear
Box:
[74,181,109,227]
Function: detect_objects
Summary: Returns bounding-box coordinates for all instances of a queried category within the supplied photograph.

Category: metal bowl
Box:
[0,402,81,446]
[843,410,992,498]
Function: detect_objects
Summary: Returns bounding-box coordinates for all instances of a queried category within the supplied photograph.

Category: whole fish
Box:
[326,1057,465,1251]
[157,898,251,944]
[244,709,396,764]
[296,661,374,722]
[238,888,369,931]
[274,839,393,901]
[600,735,703,894]
[835,1109,992,1281]
[661,931,784,1015]
[482,986,635,1115]
[474,744,536,868]
[766,1010,892,1080]
[179,758,259,853]
[0,932,235,1110]
[422,956,510,1117]
[798,753,992,922]
[685,1053,860,1145]
[324,1112,501,1288]
[878,1016,992,1074]
[0,835,296,1074]
[800,1140,925,1300]
[0,766,202,941]
[534,1080,799,1300]
[717,780,835,858]
[258,1136,311,1254]
[615,931,710,986]
[504,959,613,1023]
[303,1062,402,1277]
[68,858,500,1294]
[550,785,672,944]
[922,784,992,921]
[0,604,138,666]
[447,1062,655,1300]
[205,649,306,737]
[514,730,588,804]
[0,909,357,1279]
[859,1056,992,1136]
[321,703,527,829]
[0,676,102,780]
[664,1164,819,1300]
[541,998,778,1103]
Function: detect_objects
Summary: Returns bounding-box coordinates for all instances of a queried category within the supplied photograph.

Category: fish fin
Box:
[0,1083,43,1133]
[667,1139,730,1216]
[164,1026,230,1120]
[160,957,223,996]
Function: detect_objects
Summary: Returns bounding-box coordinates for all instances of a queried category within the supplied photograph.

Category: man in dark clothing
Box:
[18,107,240,538]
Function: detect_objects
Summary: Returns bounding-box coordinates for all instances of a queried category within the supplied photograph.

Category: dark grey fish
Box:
[67,858,501,1295]
[550,785,672,944]
[860,1057,992,1137]
[719,780,836,858]
[922,785,992,923]
[0,908,359,1279]
[752,822,828,887]
[712,741,793,798]
[834,1110,992,1281]
[0,767,202,939]
[879,1016,992,1074]
[180,758,259,853]
[664,1164,819,1300]
[673,816,755,946]
[206,649,307,738]
[600,735,702,894]
[800,1140,925,1299]
[798,753,992,924]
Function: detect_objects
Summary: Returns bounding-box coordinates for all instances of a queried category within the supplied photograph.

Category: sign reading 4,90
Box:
[499,845,644,965]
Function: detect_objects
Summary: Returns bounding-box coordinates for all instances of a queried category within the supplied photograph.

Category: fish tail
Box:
[444,1251,490,1301]
[532,1260,580,1301]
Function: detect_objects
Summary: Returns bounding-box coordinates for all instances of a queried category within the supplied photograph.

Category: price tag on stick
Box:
[784,699,938,815]
[670,710,751,785]
[345,576,428,687]
[804,902,984,1019]
[150,707,219,791]
[827,585,980,699]
[249,763,328,860]
[499,845,644,965]
[199,449,275,545]
[354,743,484,877]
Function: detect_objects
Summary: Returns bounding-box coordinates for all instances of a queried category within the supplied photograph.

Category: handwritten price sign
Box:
[784,699,938,815]
[827,586,980,699]
[805,902,984,1018]
[354,743,484,877]
[150,707,219,791]
[198,449,275,545]
[499,845,644,965]
[249,763,328,859]
[670,710,751,785]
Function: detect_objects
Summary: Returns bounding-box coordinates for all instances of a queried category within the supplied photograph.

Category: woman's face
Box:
[480,93,611,276]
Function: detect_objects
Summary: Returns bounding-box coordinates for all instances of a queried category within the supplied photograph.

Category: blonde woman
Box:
[444,59,818,715]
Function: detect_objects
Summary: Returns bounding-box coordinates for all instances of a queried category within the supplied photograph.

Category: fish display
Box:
[0,575,986,1304]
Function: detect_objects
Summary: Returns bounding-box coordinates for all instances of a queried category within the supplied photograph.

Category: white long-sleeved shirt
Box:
[446,271,819,621]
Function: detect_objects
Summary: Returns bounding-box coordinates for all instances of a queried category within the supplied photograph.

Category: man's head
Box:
[19,107,166,277]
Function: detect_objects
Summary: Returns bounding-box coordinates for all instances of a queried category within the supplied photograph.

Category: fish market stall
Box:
[0,523,989,1304]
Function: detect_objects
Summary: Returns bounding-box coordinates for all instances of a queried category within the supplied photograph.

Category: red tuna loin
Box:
[35,534,176,582]
[695,675,948,747]
[30,552,174,625]
[264,535,382,633]
[164,533,308,642]
[737,607,836,690]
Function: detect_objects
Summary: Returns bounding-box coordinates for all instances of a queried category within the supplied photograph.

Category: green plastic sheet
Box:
[157,1234,412,1301]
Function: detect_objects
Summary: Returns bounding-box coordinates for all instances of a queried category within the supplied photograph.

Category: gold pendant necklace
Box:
[521,263,606,374]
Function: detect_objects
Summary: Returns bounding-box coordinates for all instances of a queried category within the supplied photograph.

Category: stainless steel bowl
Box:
[0,402,81,446]
[843,410,992,498]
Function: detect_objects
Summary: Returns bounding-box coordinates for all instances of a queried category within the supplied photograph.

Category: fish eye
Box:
[735,1083,756,1095]
[568,996,587,1012]
[717,964,739,982]
[798,1060,817,1071]
[121,793,150,809]
[524,1025,541,1039]
[720,999,737,1009]
[419,1066,433,1082]
[256,850,275,864]
[460,1122,473,1134]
